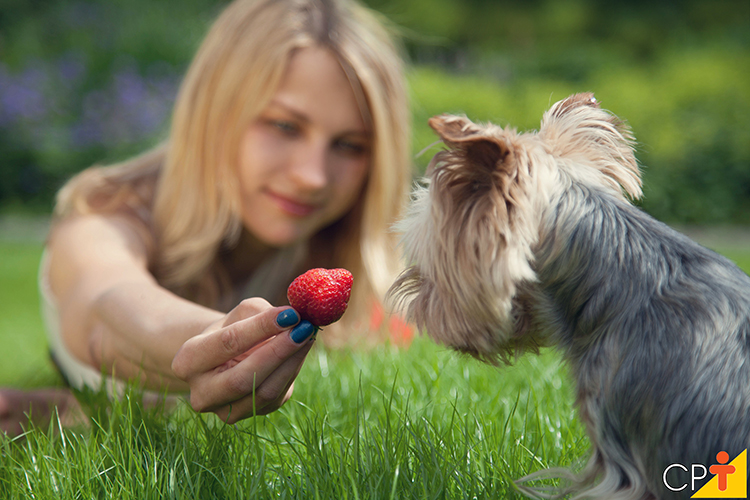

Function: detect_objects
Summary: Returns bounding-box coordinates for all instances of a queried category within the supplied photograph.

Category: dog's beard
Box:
[389,152,536,363]
[391,265,509,360]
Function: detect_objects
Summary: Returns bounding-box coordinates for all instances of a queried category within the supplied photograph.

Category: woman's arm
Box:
[47,214,316,419]
[47,214,218,389]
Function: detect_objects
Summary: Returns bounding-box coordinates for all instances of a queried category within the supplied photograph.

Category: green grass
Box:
[0,242,60,386]
[715,248,750,274]
[1,240,749,499]
[0,344,587,499]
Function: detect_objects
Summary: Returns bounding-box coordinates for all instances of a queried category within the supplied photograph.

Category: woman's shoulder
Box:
[49,211,156,269]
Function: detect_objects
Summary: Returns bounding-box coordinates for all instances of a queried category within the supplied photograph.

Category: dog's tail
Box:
[514,449,655,500]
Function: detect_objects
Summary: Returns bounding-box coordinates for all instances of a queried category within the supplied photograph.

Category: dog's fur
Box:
[388,93,750,499]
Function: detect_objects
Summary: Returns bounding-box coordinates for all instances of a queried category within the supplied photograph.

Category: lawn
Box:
[1,239,749,499]
[0,242,60,386]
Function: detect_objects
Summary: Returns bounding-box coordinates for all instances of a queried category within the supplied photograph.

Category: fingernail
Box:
[290,320,317,344]
[276,309,300,328]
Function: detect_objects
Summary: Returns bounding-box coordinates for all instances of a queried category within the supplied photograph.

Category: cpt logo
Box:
[663,449,747,498]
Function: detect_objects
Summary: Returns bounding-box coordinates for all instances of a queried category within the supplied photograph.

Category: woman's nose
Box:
[288,141,329,191]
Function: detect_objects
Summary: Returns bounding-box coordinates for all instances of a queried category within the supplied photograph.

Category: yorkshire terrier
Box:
[389,93,750,499]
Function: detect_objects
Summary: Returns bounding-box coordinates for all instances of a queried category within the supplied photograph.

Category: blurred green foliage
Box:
[0,0,748,223]
[0,0,221,212]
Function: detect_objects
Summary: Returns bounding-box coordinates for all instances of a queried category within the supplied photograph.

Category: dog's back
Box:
[535,184,750,497]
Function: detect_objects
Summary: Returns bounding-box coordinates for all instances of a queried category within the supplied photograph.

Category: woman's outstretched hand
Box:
[171,298,316,423]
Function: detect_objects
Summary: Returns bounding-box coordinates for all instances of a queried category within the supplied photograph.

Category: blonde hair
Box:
[54,0,412,344]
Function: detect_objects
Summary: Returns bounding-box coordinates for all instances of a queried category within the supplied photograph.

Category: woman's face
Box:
[238,46,371,248]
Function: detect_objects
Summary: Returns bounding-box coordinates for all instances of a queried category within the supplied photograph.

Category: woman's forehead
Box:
[267,46,370,134]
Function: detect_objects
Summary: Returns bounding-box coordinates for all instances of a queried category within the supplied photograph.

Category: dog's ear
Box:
[540,93,642,200]
[428,114,485,143]
[428,114,510,171]
[550,92,600,115]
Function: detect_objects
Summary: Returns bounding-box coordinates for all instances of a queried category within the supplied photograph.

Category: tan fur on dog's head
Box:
[388,93,641,363]
[540,93,641,200]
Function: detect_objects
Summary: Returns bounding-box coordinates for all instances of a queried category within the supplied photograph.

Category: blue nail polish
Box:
[277,309,300,328]
[290,320,317,344]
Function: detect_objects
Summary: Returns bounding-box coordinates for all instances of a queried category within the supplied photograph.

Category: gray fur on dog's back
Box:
[536,183,750,496]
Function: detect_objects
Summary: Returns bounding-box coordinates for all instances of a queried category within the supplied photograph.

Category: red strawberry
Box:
[287,268,353,326]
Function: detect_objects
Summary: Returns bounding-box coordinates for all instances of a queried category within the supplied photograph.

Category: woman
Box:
[0,0,412,435]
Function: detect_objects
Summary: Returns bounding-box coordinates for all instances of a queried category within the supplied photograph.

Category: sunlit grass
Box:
[1,240,749,498]
[0,340,588,499]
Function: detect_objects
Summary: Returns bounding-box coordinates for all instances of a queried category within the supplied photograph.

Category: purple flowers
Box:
[0,52,179,153]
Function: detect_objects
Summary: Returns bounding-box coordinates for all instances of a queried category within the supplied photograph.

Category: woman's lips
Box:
[266,190,320,217]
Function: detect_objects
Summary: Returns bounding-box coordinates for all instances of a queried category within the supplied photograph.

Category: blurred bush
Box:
[408,45,750,224]
[0,0,220,211]
[0,0,748,223]
[388,0,750,223]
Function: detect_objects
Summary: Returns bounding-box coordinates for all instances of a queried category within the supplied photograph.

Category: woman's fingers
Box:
[213,338,314,422]
[222,297,274,326]
[170,296,319,421]
[186,320,318,412]
[172,304,300,379]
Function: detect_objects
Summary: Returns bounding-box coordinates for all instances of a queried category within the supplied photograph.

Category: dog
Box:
[388,93,750,499]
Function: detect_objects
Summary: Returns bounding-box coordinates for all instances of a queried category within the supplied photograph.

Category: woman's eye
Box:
[334,138,369,157]
[268,119,299,136]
